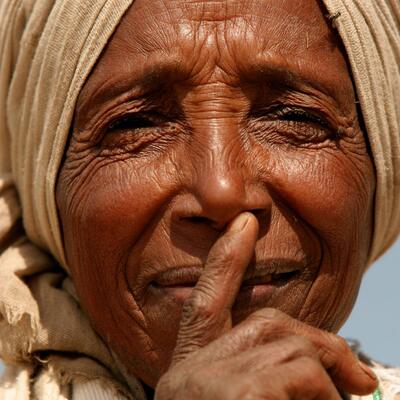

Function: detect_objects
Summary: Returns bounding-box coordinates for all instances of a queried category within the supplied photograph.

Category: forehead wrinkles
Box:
[127,0,266,84]
[174,0,256,22]
[125,0,331,80]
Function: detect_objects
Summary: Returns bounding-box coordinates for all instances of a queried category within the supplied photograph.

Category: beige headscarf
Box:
[0,0,399,399]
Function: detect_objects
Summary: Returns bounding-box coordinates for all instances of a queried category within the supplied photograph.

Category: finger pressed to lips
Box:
[172,212,259,364]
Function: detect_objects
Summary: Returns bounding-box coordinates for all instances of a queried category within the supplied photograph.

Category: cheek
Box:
[63,155,178,259]
[270,147,374,330]
[57,154,182,379]
[273,148,374,253]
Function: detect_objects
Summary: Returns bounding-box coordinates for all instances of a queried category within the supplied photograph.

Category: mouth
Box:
[149,261,305,303]
[241,269,299,287]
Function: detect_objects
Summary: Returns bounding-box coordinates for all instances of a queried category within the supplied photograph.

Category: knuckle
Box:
[319,334,353,368]
[299,357,328,387]
[266,335,318,364]
[252,307,285,322]
[182,292,214,323]
[179,291,223,346]
[285,335,316,356]
[317,334,357,380]
[248,308,282,329]
[207,240,235,266]
[331,335,351,355]
[245,308,290,341]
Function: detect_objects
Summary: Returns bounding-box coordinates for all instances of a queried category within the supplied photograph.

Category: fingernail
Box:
[229,213,250,233]
[359,361,377,382]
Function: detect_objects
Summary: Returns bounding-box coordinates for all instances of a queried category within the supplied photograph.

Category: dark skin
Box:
[56,0,377,398]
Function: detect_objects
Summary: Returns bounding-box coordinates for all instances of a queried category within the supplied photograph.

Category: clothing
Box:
[1,359,399,400]
[0,0,399,398]
[353,362,400,400]
[0,364,134,400]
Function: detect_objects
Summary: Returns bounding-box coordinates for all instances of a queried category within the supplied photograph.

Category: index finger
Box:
[172,212,259,365]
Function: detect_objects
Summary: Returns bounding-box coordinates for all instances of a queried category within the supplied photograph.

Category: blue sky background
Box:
[340,238,400,366]
[1,239,399,374]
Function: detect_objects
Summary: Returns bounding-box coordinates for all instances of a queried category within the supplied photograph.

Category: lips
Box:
[148,263,305,309]
[150,261,305,289]
[241,270,299,287]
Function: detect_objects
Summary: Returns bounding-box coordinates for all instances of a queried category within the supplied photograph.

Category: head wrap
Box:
[0,0,399,398]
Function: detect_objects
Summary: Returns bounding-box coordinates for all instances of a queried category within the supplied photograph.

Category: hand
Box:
[155,213,377,399]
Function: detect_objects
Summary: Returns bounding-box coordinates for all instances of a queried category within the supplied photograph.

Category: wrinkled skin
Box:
[56,0,376,397]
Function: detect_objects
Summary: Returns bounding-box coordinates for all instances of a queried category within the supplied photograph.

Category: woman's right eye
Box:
[97,111,176,155]
[107,114,157,132]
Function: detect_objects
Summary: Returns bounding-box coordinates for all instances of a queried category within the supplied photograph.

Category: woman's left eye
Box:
[272,106,328,128]
[251,106,334,146]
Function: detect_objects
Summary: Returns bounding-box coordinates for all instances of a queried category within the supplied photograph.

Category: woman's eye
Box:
[274,107,327,127]
[251,106,334,146]
[97,112,176,155]
[107,114,158,132]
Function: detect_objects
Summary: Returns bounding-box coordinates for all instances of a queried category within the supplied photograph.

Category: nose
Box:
[175,131,272,231]
[187,169,271,230]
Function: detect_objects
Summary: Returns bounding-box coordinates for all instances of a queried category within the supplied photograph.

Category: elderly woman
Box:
[0,0,399,399]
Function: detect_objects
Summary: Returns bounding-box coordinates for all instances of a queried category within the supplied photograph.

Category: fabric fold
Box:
[322,0,400,262]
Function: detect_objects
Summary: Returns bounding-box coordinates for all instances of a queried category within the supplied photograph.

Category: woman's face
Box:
[57,0,375,387]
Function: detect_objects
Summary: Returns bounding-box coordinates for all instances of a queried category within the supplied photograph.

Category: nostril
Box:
[249,208,270,238]
[186,216,211,224]
[183,215,227,231]
[184,210,265,227]
[250,208,266,218]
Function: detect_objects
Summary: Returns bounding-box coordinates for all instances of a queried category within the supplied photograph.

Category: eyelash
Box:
[266,106,328,127]
[106,112,160,132]
[97,111,179,156]
[250,105,336,145]
[107,108,327,130]
[100,105,334,153]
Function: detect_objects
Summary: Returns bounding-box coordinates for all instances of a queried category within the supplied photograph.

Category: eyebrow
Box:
[86,55,344,110]
[238,57,344,103]
[87,59,189,107]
